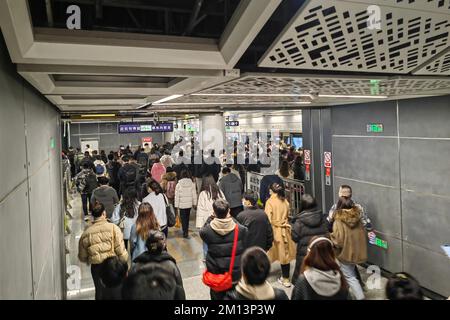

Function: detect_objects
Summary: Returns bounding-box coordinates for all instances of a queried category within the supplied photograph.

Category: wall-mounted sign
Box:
[367,123,383,133]
[324,151,332,168]
[304,150,311,165]
[142,137,153,147]
[118,122,173,134]
[226,121,240,127]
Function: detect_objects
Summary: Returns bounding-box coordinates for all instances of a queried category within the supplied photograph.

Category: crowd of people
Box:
[61,141,428,301]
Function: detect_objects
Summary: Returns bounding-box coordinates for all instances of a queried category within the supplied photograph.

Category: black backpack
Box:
[124,166,137,186]
[84,173,98,194]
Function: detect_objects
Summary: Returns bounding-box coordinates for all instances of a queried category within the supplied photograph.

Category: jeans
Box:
[203,242,208,260]
[81,193,92,216]
[180,208,191,237]
[340,262,365,300]
[91,264,103,300]
[281,263,290,279]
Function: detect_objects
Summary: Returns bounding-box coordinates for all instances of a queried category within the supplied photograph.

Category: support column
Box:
[199,113,225,156]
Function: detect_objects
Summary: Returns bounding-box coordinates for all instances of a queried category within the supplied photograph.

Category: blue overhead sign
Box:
[118,122,174,134]
[226,121,239,127]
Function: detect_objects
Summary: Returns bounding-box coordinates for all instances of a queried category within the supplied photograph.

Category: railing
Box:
[246,171,305,217]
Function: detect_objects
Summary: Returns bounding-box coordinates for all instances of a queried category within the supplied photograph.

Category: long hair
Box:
[136,203,159,241]
[300,236,348,291]
[121,189,138,219]
[270,183,286,200]
[148,180,163,196]
[201,175,221,200]
[336,196,354,210]
[279,160,290,178]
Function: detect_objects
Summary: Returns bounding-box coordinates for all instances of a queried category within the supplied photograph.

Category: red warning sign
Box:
[324,152,332,168]
[304,150,311,165]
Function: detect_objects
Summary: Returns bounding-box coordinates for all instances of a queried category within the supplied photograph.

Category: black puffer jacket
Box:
[200,218,248,282]
[225,287,289,301]
[236,207,273,251]
[291,208,329,261]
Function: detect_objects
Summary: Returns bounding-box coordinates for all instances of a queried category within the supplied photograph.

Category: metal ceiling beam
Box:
[184,0,204,36]
[45,0,54,27]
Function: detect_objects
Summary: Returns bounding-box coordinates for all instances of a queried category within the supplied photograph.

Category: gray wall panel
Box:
[99,122,117,134]
[332,101,397,136]
[0,62,27,201]
[334,177,402,238]
[366,234,403,273]
[333,136,399,187]
[399,96,450,138]
[34,256,56,300]
[400,139,450,197]
[0,183,33,299]
[401,190,450,252]
[403,242,450,296]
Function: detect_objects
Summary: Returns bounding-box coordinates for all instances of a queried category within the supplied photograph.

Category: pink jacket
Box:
[151,163,166,183]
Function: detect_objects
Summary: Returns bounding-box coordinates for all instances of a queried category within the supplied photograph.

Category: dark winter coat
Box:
[291,208,329,263]
[259,175,284,205]
[200,218,248,283]
[291,274,350,300]
[236,207,273,251]
[225,287,288,301]
[219,173,243,209]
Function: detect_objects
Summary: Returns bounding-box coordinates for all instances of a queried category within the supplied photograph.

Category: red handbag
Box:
[202,224,239,292]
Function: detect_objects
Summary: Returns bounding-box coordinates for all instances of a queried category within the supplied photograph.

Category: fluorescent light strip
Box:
[319,94,388,99]
[192,93,313,98]
[157,101,312,106]
[80,114,115,118]
[153,95,183,105]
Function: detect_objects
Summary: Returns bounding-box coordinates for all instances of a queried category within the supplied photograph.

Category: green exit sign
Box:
[367,123,383,133]
[375,238,388,249]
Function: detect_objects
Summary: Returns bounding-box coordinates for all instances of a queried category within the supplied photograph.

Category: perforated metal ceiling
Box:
[196,74,450,97]
[259,0,450,74]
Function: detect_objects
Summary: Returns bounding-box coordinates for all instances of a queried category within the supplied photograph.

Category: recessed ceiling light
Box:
[152,95,183,105]
[319,94,388,99]
[191,93,313,98]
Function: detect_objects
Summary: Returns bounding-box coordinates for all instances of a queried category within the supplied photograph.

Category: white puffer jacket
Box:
[196,189,225,229]
[175,178,197,209]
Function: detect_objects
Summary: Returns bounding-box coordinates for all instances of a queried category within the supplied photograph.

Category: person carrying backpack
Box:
[118,155,139,196]
[75,163,99,221]
[136,148,149,176]
[94,155,107,177]
[160,167,177,205]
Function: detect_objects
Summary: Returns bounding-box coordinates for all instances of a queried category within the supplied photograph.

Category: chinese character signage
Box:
[118,123,174,134]
[225,121,239,127]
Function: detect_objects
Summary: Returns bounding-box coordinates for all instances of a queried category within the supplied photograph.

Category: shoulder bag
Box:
[163,194,176,227]
[202,225,239,292]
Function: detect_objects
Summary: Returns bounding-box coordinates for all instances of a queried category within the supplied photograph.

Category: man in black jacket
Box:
[236,191,273,251]
[118,155,140,195]
[200,199,248,300]
[290,194,328,284]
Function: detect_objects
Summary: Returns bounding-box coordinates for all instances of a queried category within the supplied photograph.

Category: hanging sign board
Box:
[118,122,173,134]
[142,137,153,147]
[225,121,239,127]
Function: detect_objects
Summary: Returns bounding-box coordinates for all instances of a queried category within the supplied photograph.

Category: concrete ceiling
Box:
[1,0,450,115]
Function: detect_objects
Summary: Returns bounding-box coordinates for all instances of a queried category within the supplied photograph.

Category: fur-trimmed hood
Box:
[162,171,177,181]
[334,207,361,228]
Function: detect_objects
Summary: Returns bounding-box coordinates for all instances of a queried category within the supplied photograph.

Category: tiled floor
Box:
[65,191,387,300]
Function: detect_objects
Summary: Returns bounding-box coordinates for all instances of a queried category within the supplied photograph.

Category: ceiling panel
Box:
[196,74,450,97]
[259,0,450,73]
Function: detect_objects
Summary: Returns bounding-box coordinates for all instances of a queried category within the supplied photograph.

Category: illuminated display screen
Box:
[118,123,173,134]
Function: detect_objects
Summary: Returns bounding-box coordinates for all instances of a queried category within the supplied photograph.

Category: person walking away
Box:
[265,183,296,288]
[173,150,190,180]
[74,147,84,174]
[78,203,128,300]
[292,155,305,180]
[202,149,221,182]
[111,189,140,250]
[276,160,294,179]
[142,180,169,237]
[98,256,128,300]
[106,152,122,198]
[118,155,139,196]
[291,194,328,284]
[197,175,225,258]
[160,167,177,205]
[174,169,197,238]
[85,144,93,156]
[237,190,273,251]
[330,197,368,300]
[132,230,185,298]
[100,150,108,164]
[200,199,248,300]
[291,237,350,300]
[225,247,288,300]
[75,163,98,221]
[219,167,243,218]
[129,202,160,262]
[160,149,175,168]
[80,151,95,172]
[136,148,149,177]
[91,176,119,219]
[151,157,166,183]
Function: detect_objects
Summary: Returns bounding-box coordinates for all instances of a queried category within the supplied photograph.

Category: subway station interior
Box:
[0,0,449,301]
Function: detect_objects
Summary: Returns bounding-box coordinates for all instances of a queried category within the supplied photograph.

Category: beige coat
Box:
[265,194,296,265]
[331,207,367,264]
[78,216,128,265]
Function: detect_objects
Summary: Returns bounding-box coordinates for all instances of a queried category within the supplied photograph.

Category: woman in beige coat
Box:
[265,183,296,288]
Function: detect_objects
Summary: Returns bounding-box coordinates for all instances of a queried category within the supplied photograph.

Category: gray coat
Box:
[219,173,243,209]
[91,185,119,218]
